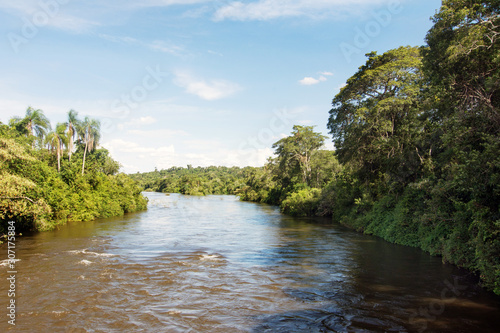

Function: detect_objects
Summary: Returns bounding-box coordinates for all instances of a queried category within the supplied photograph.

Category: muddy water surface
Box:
[1,192,499,332]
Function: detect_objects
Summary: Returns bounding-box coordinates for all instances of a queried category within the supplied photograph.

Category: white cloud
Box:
[0,99,32,123]
[148,40,185,55]
[102,138,274,173]
[116,116,158,129]
[213,0,392,21]
[0,0,38,13]
[137,116,157,125]
[208,50,223,57]
[127,129,189,139]
[129,0,212,8]
[173,72,241,101]
[299,70,334,85]
[103,139,176,155]
[47,16,100,33]
[98,34,140,44]
[299,77,320,85]
[98,34,185,56]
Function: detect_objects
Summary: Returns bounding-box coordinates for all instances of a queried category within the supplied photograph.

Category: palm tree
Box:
[65,109,79,161]
[45,123,68,172]
[78,116,101,176]
[10,107,51,147]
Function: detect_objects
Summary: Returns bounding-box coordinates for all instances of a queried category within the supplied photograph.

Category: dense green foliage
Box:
[0,110,147,235]
[3,1,496,295]
[328,1,499,294]
[237,126,341,215]
[130,126,340,212]
[129,165,248,196]
[237,1,500,294]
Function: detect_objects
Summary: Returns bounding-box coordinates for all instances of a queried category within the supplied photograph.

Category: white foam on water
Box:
[68,249,115,257]
[200,254,221,261]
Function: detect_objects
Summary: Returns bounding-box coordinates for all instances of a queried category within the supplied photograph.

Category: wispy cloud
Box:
[0,0,99,33]
[98,34,185,55]
[127,129,189,139]
[213,0,392,21]
[0,0,214,34]
[173,71,241,101]
[127,0,212,9]
[118,116,158,129]
[136,116,157,125]
[103,138,272,172]
[103,139,176,156]
[148,40,185,55]
[97,34,139,44]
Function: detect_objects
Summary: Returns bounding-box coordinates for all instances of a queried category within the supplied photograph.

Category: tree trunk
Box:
[69,141,72,162]
[81,141,88,176]
[57,148,61,173]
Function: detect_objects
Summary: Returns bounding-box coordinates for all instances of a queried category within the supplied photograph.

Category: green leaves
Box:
[272,125,327,186]
[78,116,101,176]
[1,122,146,234]
[281,188,322,217]
[328,46,425,190]
[132,166,248,197]
[45,122,68,172]
[324,1,500,295]
[423,0,500,123]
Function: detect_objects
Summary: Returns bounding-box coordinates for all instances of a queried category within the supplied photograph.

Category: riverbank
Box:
[0,129,148,236]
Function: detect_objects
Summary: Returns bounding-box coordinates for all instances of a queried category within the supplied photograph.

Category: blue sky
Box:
[0,0,442,173]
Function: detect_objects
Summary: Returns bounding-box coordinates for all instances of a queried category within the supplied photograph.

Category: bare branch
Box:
[0,196,36,204]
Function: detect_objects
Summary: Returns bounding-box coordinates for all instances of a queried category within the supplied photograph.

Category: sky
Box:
[0,0,442,173]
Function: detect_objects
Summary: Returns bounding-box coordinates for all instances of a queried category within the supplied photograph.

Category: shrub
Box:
[281,188,321,217]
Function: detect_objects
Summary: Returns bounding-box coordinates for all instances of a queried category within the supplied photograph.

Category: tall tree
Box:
[423,0,499,125]
[272,125,326,186]
[422,0,499,214]
[9,107,51,147]
[327,46,425,189]
[78,117,101,176]
[45,123,68,172]
[65,109,79,162]
[422,0,500,293]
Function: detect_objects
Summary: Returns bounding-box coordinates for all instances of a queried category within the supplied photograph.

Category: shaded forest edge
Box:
[0,111,148,237]
[133,1,500,295]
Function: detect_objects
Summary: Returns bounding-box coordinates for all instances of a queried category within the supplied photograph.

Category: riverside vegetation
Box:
[133,1,500,295]
[1,0,498,295]
[0,109,147,236]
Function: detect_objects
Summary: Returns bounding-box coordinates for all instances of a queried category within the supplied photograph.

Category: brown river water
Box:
[1,192,500,332]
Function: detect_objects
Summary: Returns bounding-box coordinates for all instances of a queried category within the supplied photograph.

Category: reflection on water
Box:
[1,192,499,332]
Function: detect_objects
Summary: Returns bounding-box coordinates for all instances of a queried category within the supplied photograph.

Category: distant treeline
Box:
[129,166,247,196]
[0,109,147,235]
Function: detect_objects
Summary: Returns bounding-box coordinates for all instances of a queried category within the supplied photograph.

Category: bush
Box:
[281,188,321,217]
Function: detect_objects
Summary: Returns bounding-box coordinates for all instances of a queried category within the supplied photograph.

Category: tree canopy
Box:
[1,110,147,235]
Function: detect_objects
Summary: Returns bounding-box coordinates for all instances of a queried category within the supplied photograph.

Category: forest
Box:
[1,1,498,295]
[132,1,500,295]
[0,109,148,235]
[129,165,247,196]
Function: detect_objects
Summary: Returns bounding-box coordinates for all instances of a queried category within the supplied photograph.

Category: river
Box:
[1,192,499,332]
